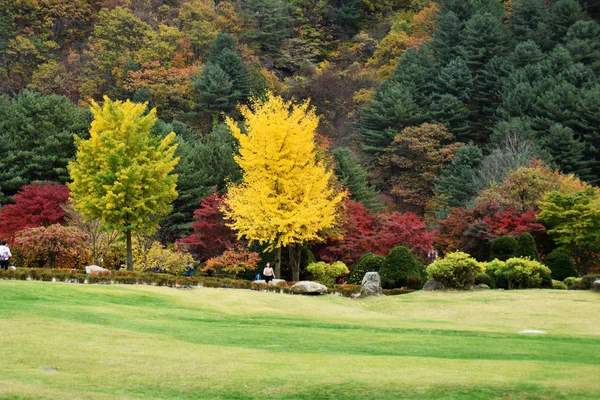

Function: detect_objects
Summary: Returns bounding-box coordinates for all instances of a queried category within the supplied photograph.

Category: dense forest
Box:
[1,0,600,280]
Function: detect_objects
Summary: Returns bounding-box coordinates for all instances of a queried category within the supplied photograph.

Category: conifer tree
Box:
[359,83,423,152]
[207,34,251,104]
[68,97,179,271]
[510,0,552,50]
[0,91,91,203]
[434,143,484,208]
[193,63,240,119]
[430,11,463,65]
[332,148,383,211]
[242,0,292,55]
[224,94,345,280]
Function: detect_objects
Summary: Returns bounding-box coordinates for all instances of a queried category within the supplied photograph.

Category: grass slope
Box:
[0,281,599,399]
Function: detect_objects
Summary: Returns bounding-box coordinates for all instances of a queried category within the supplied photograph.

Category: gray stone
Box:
[474,284,491,290]
[290,281,327,295]
[85,265,110,276]
[593,279,600,292]
[422,280,445,291]
[360,272,383,297]
[39,367,58,372]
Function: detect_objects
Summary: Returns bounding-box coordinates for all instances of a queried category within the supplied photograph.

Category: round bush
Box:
[563,276,581,288]
[490,235,518,261]
[551,279,567,290]
[426,251,484,289]
[307,261,349,284]
[481,259,508,289]
[494,257,551,289]
[545,249,578,281]
[348,253,385,284]
[379,246,425,289]
[513,233,541,262]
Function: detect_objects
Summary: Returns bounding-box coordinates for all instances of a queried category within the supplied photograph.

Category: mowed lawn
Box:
[0,281,599,399]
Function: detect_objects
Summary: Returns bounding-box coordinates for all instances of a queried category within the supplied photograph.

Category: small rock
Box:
[290,281,327,295]
[474,284,491,290]
[85,265,110,276]
[360,272,382,297]
[39,367,58,372]
[423,280,445,291]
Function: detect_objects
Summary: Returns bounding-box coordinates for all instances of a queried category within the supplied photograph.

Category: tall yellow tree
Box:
[224,94,345,280]
[68,97,179,270]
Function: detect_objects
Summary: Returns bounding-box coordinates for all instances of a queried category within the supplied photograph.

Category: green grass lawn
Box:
[0,281,598,399]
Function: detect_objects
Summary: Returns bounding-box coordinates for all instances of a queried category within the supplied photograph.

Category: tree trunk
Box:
[274,246,281,279]
[289,243,301,282]
[126,230,133,271]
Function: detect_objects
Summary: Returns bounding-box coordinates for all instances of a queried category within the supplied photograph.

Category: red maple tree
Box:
[0,183,70,240]
[176,192,239,262]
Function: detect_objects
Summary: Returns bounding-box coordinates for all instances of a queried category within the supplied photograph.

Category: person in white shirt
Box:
[263,262,275,285]
[0,240,12,271]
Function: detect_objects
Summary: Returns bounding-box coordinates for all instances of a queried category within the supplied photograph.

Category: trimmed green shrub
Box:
[494,257,552,289]
[306,261,349,284]
[545,249,578,281]
[552,280,567,290]
[563,276,581,289]
[426,252,484,289]
[513,233,541,262]
[481,259,508,289]
[348,253,385,284]
[569,274,600,290]
[490,235,518,261]
[379,246,426,289]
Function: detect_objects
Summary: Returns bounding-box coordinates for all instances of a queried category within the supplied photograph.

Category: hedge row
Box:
[0,269,412,297]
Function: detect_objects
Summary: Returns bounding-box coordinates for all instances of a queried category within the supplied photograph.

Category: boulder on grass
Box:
[360,272,382,297]
[593,279,600,293]
[290,281,327,295]
[422,280,445,291]
[85,265,110,276]
[474,284,491,290]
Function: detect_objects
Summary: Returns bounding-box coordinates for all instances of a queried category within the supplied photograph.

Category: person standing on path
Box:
[263,262,275,286]
[0,240,12,271]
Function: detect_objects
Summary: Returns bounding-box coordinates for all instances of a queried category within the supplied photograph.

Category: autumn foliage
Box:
[317,199,435,266]
[177,192,238,262]
[202,244,260,277]
[13,224,90,269]
[0,183,70,239]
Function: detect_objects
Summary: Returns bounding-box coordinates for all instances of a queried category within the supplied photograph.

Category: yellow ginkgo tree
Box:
[224,93,345,280]
[68,97,179,270]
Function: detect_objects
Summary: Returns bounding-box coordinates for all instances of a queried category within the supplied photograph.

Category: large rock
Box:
[290,281,327,295]
[422,280,445,291]
[85,265,110,276]
[360,272,382,297]
[474,284,491,290]
[593,279,600,293]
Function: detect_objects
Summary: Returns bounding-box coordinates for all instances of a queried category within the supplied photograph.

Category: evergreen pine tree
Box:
[564,20,600,75]
[242,0,292,55]
[359,82,423,152]
[430,11,464,65]
[193,63,240,119]
[428,94,471,142]
[510,0,552,50]
[435,57,473,103]
[434,143,484,208]
[332,148,383,211]
[206,34,251,106]
[550,0,585,43]
[461,13,510,140]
